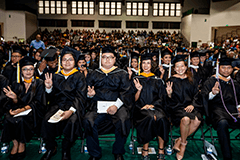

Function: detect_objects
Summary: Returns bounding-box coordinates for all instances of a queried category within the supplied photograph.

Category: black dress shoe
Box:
[88,156,101,160]
[114,154,124,160]
[9,153,18,160]
[62,151,71,160]
[17,150,26,160]
[40,147,57,160]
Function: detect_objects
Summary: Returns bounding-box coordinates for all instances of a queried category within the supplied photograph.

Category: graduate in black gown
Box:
[2,47,25,85]
[155,49,172,82]
[166,55,202,160]
[189,51,208,89]
[126,52,139,80]
[77,54,93,81]
[2,56,46,160]
[41,51,87,160]
[132,54,169,160]
[36,48,58,80]
[201,58,240,160]
[83,47,134,160]
[85,51,98,70]
[0,74,9,116]
[199,51,213,78]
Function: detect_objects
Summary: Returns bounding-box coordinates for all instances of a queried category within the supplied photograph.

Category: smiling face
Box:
[11,52,23,64]
[219,65,233,77]
[85,54,91,62]
[22,65,35,80]
[47,59,58,69]
[62,54,75,71]
[191,57,200,66]
[162,55,171,64]
[142,59,151,73]
[77,60,87,71]
[131,58,138,69]
[174,61,187,76]
[101,52,116,69]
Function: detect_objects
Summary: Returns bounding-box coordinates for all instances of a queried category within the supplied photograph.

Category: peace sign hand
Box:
[3,86,17,100]
[159,65,165,75]
[45,73,53,89]
[133,78,142,91]
[212,81,220,95]
[166,81,173,97]
[87,86,96,97]
[127,67,133,76]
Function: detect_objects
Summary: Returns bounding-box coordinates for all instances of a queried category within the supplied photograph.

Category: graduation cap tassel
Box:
[175,50,177,56]
[138,56,141,76]
[188,54,191,68]
[55,55,61,74]
[216,53,221,78]
[168,62,171,78]
[99,48,102,69]
[159,49,161,66]
[129,55,131,68]
[17,62,20,83]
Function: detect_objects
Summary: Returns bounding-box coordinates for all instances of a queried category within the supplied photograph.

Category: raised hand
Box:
[127,67,133,79]
[212,81,220,95]
[45,73,53,89]
[133,78,142,91]
[39,60,47,72]
[159,65,165,75]
[87,86,96,97]
[166,81,173,97]
[3,86,17,100]
[184,105,194,113]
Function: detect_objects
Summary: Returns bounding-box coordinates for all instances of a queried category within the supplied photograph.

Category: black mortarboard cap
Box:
[131,52,140,60]
[40,48,57,61]
[219,58,233,66]
[190,51,200,58]
[102,47,117,57]
[162,48,172,57]
[12,45,27,56]
[172,55,188,65]
[19,56,36,68]
[77,54,86,62]
[141,53,152,61]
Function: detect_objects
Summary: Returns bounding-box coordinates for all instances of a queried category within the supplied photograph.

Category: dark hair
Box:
[140,59,154,73]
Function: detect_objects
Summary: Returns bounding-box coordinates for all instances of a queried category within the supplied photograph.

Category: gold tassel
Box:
[55,55,61,74]
[138,56,141,75]
[17,62,20,83]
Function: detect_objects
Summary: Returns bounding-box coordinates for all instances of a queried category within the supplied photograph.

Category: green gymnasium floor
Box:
[0,123,240,160]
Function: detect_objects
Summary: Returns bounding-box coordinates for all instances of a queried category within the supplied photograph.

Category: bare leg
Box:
[11,140,18,154]
[18,142,25,153]
[142,143,149,156]
[158,136,164,154]
[176,117,191,160]
[188,117,201,136]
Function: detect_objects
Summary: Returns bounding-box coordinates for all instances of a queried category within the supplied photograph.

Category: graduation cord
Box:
[217,78,238,122]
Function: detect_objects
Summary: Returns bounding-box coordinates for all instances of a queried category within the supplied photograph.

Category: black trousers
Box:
[216,119,240,160]
[86,114,127,158]
[41,111,78,152]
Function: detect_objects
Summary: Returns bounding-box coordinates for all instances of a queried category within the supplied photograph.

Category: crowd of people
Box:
[0,29,240,160]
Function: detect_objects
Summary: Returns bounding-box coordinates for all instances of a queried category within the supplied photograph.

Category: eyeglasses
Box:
[102,56,115,60]
[22,68,34,72]
[62,58,74,62]
[12,56,22,58]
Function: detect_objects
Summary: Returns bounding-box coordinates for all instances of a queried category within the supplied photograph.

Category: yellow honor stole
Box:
[101,66,117,74]
[140,72,155,77]
[61,68,78,76]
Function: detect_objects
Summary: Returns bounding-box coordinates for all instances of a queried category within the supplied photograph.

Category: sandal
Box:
[157,148,165,160]
[173,137,181,153]
[176,141,188,160]
[141,148,150,160]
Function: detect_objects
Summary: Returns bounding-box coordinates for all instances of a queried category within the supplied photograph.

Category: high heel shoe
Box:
[176,141,187,160]
[173,137,181,153]
[157,148,165,160]
[141,148,150,160]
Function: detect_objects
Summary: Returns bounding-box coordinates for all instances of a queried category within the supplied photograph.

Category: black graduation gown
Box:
[201,77,240,128]
[190,65,208,89]
[37,66,58,80]
[133,75,169,144]
[166,77,203,126]
[0,74,9,116]
[154,66,169,82]
[41,71,87,141]
[2,63,17,85]
[84,67,134,136]
[1,79,46,143]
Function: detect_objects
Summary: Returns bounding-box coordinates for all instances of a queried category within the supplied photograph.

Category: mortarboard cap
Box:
[219,58,233,66]
[19,56,36,68]
[172,55,188,65]
[40,48,57,61]
[190,51,200,58]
